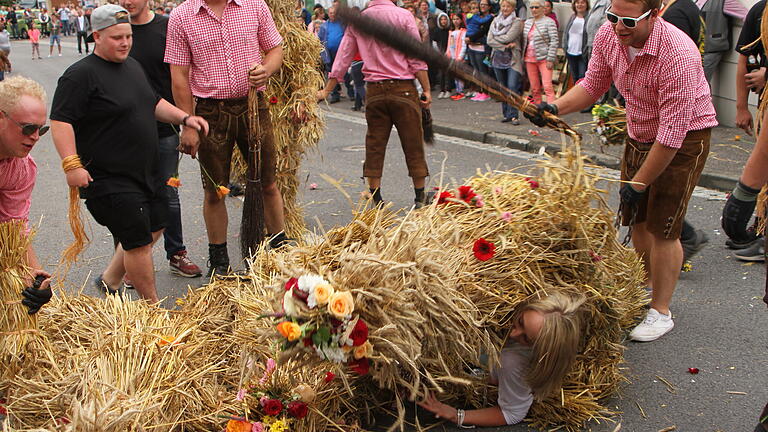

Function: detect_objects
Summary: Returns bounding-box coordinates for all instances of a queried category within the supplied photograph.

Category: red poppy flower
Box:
[688,367,699,374]
[269,96,278,104]
[324,371,336,382]
[437,191,454,205]
[349,319,369,346]
[262,398,283,416]
[588,251,603,262]
[287,401,309,419]
[285,277,298,291]
[457,185,477,202]
[349,357,370,375]
[473,238,495,261]
[525,177,540,189]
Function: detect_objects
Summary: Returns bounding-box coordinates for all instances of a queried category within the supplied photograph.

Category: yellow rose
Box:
[313,282,335,306]
[327,291,355,319]
[292,383,316,403]
[353,340,373,359]
[276,321,302,341]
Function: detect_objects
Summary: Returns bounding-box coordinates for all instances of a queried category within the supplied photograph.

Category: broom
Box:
[240,88,266,261]
[336,6,580,140]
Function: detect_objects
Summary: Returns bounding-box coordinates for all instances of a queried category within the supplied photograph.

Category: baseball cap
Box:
[86,4,130,42]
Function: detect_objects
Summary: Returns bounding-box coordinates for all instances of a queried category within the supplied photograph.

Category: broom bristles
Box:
[241,88,266,260]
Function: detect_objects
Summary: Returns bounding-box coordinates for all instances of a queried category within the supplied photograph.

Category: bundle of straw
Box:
[588,104,627,146]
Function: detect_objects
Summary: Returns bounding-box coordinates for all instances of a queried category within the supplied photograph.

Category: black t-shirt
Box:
[129,13,175,138]
[50,54,161,199]
[663,0,701,45]
[737,0,766,65]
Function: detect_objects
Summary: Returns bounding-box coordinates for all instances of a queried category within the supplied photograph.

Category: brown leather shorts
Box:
[620,128,710,239]
[194,94,276,190]
[363,80,429,178]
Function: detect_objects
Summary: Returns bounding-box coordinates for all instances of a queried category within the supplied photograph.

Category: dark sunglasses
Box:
[530,5,541,8]
[1,110,49,136]
[606,9,652,28]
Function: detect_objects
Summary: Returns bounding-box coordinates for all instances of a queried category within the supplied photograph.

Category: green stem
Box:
[171,124,220,187]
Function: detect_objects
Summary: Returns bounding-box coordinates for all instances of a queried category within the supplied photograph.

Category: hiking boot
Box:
[681,229,709,264]
[206,244,231,278]
[726,235,759,250]
[95,274,120,296]
[628,308,674,342]
[734,237,765,262]
[170,250,203,278]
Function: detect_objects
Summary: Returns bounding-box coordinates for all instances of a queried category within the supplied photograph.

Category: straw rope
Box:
[60,154,90,264]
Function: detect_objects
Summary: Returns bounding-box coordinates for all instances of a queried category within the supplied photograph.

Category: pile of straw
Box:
[589,104,627,146]
[1,151,645,431]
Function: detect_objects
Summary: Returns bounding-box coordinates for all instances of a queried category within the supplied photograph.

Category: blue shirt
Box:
[320,20,345,52]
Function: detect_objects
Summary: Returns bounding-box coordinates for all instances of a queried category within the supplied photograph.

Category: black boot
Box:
[206,243,230,278]
[369,188,384,206]
[414,187,426,209]
[268,231,295,249]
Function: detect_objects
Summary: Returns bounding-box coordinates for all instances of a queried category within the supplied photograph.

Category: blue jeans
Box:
[567,54,587,83]
[467,49,489,77]
[158,134,186,259]
[0,70,4,81]
[493,67,521,120]
[351,61,365,110]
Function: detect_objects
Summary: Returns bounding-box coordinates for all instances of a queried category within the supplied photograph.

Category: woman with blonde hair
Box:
[487,0,523,123]
[419,292,585,426]
[522,0,558,104]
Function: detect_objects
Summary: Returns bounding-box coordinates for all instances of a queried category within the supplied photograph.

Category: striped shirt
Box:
[580,19,718,148]
[164,0,283,98]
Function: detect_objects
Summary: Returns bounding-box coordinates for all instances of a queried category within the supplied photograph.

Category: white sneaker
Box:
[629,308,674,342]
[440,91,447,99]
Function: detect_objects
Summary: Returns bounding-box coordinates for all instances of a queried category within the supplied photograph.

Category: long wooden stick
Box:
[336,6,580,140]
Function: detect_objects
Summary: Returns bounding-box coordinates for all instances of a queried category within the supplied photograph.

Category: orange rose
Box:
[292,383,316,403]
[327,291,354,319]
[226,419,252,432]
[353,340,373,359]
[313,282,334,306]
[166,177,182,188]
[216,185,231,199]
[276,321,302,341]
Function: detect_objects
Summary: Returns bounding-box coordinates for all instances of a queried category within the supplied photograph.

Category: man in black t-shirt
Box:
[119,0,203,280]
[735,0,766,137]
[661,0,702,48]
[49,4,208,303]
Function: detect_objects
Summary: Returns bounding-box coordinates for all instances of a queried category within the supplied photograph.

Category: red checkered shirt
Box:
[580,19,718,149]
[164,0,283,98]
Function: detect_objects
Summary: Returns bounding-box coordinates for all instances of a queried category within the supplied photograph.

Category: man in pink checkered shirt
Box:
[165,0,288,277]
[526,0,718,342]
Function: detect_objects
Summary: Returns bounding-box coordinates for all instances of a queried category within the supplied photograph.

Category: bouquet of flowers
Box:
[272,274,373,376]
[590,104,627,146]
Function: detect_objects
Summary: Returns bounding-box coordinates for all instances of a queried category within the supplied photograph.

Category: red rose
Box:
[473,238,495,261]
[262,398,283,416]
[349,319,369,346]
[437,191,454,205]
[287,401,309,419]
[269,96,278,104]
[285,277,298,291]
[457,185,477,202]
[526,178,539,189]
[349,357,370,375]
[324,372,336,383]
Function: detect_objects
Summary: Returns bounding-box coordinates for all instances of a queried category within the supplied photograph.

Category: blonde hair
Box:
[500,0,517,9]
[0,76,46,114]
[512,292,585,400]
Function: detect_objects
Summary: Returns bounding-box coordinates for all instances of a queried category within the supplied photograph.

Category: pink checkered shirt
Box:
[580,19,718,149]
[164,0,283,98]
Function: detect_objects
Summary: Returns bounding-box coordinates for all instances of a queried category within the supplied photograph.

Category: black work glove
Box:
[722,181,760,243]
[620,183,646,207]
[523,103,558,127]
[21,274,52,315]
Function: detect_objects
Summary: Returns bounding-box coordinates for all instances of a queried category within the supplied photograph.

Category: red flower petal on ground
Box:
[457,185,477,202]
[287,401,309,419]
[349,358,370,375]
[269,96,278,104]
[262,398,283,416]
[349,319,369,346]
[688,367,699,374]
[473,238,496,261]
[437,191,455,205]
[285,277,298,291]
[324,371,336,382]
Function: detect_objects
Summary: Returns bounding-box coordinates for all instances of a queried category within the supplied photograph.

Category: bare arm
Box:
[740,109,768,188]
[170,64,202,158]
[630,143,678,190]
[248,45,284,88]
[51,120,92,187]
[418,394,508,427]
[735,55,754,136]
[415,69,432,108]
[154,98,208,135]
[552,85,595,115]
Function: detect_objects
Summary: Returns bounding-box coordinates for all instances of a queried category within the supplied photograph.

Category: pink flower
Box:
[252,422,264,432]
[501,212,512,221]
[493,187,502,195]
[475,199,485,208]
[266,358,276,373]
[309,183,318,190]
[236,388,247,401]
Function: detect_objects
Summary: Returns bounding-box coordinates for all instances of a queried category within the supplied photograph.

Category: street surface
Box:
[5,38,768,431]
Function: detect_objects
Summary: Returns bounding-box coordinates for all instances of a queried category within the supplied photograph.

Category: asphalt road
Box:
[6,38,768,431]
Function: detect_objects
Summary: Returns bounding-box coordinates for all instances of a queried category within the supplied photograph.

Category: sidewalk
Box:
[324,94,755,192]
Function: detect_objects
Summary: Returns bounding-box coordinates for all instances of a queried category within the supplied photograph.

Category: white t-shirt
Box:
[567,16,585,56]
[489,342,534,425]
[627,45,640,63]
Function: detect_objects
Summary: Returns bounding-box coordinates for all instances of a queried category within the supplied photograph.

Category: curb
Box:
[432,122,737,193]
